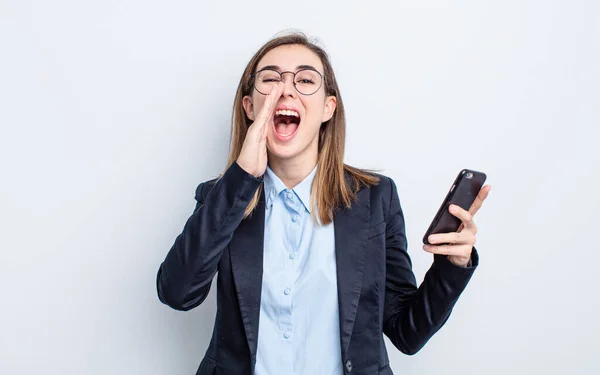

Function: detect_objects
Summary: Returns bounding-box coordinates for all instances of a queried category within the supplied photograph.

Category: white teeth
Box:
[275,109,299,117]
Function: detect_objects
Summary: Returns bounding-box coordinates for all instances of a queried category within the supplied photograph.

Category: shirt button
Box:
[292,216,298,222]
[345,359,353,373]
[284,331,291,339]
[284,287,291,295]
[286,191,293,199]
[289,253,296,260]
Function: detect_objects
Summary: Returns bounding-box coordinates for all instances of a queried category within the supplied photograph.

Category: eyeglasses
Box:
[251,68,324,96]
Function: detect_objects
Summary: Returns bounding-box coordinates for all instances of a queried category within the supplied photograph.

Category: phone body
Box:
[423,169,487,245]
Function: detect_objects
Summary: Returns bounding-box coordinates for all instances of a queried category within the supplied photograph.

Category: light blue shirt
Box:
[254,165,343,375]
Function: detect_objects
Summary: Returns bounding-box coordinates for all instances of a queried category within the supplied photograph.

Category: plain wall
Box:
[1,0,598,373]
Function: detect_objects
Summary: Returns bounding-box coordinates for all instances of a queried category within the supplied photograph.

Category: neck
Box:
[267,152,318,189]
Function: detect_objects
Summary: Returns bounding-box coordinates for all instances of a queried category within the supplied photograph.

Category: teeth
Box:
[275,109,299,117]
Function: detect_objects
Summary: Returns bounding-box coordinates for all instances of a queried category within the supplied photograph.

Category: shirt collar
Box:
[264,164,317,213]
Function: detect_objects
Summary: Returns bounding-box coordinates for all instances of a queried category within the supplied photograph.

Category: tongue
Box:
[275,122,298,136]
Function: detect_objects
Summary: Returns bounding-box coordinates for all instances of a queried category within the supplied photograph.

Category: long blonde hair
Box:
[226,32,379,225]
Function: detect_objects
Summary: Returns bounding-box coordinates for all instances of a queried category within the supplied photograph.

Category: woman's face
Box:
[243,44,336,164]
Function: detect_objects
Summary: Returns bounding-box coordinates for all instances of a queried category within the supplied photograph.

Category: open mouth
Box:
[273,109,301,137]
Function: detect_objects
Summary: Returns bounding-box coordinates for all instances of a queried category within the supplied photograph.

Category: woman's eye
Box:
[263,78,280,83]
[298,79,315,84]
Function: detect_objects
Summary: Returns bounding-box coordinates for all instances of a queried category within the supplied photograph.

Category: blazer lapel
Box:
[334,182,371,356]
[229,189,265,363]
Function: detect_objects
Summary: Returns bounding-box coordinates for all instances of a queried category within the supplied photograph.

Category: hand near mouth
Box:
[237,82,283,178]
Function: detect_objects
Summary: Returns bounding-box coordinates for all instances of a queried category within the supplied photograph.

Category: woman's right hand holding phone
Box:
[237,83,283,178]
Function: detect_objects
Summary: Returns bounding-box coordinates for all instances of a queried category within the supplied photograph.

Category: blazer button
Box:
[345,359,353,373]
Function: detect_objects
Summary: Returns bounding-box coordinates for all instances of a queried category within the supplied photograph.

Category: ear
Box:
[322,95,337,122]
[242,95,255,121]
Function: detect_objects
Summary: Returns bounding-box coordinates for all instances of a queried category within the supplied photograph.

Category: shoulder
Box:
[367,172,399,214]
[362,172,404,226]
[343,165,401,217]
[343,165,398,200]
[366,172,396,197]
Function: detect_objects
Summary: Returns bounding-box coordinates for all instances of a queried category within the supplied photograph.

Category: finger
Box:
[468,184,491,216]
[256,84,282,142]
[427,231,473,245]
[255,83,282,126]
[449,204,476,232]
[261,110,270,140]
[261,96,273,140]
[263,84,283,140]
[423,244,472,257]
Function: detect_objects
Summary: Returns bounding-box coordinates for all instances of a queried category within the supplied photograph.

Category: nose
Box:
[280,72,297,98]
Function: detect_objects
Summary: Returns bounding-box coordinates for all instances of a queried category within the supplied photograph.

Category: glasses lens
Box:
[294,69,322,95]
[254,70,281,94]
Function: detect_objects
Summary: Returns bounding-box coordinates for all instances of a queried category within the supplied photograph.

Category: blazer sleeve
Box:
[382,176,478,355]
[156,161,263,311]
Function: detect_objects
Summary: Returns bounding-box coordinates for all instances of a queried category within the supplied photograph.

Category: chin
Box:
[268,134,319,161]
[267,142,304,160]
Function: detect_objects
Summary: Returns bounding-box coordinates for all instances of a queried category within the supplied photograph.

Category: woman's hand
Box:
[423,185,491,267]
[237,83,283,178]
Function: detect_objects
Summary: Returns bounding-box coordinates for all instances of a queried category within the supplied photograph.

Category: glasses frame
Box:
[250,67,324,96]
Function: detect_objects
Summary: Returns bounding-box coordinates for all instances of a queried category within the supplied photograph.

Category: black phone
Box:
[423,169,487,245]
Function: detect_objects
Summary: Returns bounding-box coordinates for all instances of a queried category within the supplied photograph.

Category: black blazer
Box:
[157,161,478,375]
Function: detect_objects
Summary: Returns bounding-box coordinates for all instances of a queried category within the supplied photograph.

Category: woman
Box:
[156,32,490,375]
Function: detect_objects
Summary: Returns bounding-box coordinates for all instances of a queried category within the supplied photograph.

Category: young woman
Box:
[157,32,490,375]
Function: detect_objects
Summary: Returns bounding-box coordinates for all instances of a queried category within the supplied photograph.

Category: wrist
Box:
[447,254,471,268]
[236,160,259,178]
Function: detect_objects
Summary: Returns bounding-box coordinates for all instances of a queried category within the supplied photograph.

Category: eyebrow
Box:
[257,64,320,72]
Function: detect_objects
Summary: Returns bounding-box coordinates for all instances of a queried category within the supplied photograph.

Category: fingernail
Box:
[428,235,437,243]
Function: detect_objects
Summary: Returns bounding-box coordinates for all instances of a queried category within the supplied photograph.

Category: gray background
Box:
[1,0,598,374]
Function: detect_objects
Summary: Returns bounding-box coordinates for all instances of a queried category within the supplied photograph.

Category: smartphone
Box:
[423,169,487,245]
